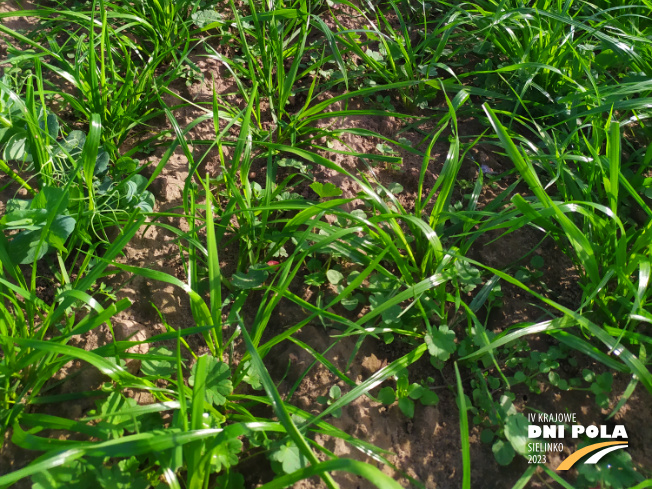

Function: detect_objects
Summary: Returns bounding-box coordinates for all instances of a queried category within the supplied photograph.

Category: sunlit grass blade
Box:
[202,175,223,355]
[81,114,101,211]
[606,120,620,215]
[455,362,471,489]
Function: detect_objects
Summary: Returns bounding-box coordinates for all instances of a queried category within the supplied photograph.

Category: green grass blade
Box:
[81,114,102,211]
[257,458,403,489]
[455,362,471,489]
[606,120,620,215]
[202,176,223,354]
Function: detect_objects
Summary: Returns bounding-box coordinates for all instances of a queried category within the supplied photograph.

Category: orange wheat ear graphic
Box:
[556,441,629,470]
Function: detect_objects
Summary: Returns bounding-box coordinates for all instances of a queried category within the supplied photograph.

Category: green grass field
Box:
[0,0,651,486]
